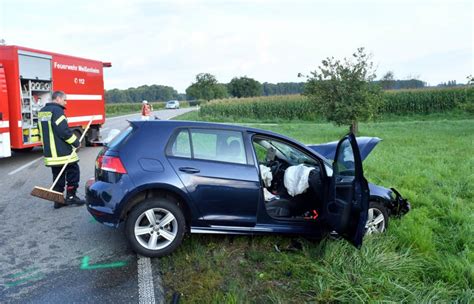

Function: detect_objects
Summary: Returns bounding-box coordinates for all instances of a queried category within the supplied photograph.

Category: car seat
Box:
[227,139,241,158]
[266,198,296,217]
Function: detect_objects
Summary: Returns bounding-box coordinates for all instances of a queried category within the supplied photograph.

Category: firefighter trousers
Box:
[51,162,80,193]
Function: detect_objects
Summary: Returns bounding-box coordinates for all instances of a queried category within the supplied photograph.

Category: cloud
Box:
[1,0,472,92]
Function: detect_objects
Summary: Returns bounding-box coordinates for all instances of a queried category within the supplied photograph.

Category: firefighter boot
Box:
[53,187,65,209]
[66,186,86,206]
[54,201,65,209]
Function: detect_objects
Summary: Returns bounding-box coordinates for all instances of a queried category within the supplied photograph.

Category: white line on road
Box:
[137,255,156,304]
[8,157,43,175]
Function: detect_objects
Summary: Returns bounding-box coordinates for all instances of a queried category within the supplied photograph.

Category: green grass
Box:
[160,116,474,303]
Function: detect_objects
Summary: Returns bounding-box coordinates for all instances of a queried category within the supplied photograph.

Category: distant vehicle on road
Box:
[86,121,410,257]
[165,100,180,109]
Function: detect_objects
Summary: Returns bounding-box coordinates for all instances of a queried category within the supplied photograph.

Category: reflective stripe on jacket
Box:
[38,103,80,167]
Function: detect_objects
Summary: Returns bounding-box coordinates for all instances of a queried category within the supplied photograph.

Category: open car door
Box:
[325,133,369,248]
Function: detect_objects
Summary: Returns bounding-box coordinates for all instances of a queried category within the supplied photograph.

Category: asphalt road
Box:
[0,107,196,303]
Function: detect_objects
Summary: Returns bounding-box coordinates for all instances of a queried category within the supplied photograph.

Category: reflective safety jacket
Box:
[38,103,80,167]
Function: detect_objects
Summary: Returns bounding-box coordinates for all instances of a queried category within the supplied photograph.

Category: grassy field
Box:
[160,117,473,303]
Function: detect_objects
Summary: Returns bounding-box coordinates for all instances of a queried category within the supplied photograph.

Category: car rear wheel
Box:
[365,201,388,235]
[125,198,186,257]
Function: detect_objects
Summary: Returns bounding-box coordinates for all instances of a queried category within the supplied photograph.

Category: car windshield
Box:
[266,140,316,166]
[257,138,334,176]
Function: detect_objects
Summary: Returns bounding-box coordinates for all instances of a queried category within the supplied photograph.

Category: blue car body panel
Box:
[86,120,409,245]
[308,136,382,161]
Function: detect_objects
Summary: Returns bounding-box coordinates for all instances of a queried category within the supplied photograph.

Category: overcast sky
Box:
[0,0,472,93]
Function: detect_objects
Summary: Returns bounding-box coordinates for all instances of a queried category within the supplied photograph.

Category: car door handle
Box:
[179,167,200,174]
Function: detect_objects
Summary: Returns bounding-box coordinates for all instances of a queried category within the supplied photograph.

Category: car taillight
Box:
[100,155,127,174]
[96,155,104,170]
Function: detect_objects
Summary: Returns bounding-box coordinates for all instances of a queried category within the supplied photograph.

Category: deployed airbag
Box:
[259,165,273,188]
[284,164,314,197]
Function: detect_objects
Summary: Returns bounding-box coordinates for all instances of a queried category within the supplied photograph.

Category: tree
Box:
[228,76,263,98]
[467,75,474,86]
[262,82,305,96]
[186,73,228,101]
[302,47,382,134]
[380,71,395,90]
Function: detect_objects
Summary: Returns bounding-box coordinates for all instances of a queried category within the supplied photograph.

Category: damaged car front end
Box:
[309,137,410,232]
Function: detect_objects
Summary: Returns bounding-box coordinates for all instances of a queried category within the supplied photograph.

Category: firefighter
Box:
[38,91,85,209]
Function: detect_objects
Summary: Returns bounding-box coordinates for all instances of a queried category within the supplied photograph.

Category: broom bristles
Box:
[31,186,65,204]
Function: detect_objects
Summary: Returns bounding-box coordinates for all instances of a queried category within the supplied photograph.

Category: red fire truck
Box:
[0,45,110,158]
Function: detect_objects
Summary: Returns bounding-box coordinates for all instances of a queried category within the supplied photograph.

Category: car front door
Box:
[325,133,369,247]
[167,128,260,227]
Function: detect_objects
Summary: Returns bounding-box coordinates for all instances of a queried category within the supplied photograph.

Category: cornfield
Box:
[382,87,472,114]
[199,87,473,120]
[199,95,319,120]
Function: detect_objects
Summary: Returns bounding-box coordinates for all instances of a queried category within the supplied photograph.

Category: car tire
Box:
[125,198,186,257]
[365,201,389,235]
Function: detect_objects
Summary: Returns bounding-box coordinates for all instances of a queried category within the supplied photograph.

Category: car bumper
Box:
[368,183,410,216]
[390,188,411,216]
[85,178,122,227]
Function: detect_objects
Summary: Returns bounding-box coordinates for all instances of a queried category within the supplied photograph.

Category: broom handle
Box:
[49,118,94,191]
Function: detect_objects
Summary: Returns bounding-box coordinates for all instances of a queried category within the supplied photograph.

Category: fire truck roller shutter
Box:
[18,50,52,81]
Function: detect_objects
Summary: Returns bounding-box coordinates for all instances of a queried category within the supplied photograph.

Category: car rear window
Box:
[170,129,191,157]
[167,128,247,165]
[191,129,246,164]
[107,126,133,150]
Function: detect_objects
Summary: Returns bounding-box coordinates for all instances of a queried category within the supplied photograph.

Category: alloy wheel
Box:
[134,208,178,250]
[365,207,385,235]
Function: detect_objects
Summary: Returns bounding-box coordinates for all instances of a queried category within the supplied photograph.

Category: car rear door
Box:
[166,128,260,227]
[325,133,369,247]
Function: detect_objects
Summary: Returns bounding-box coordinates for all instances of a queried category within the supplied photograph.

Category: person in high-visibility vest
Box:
[141,100,153,120]
[38,91,86,209]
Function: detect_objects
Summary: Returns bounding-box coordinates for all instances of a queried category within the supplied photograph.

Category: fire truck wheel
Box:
[73,130,85,149]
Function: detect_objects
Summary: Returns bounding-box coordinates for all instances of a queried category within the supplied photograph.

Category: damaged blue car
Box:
[86,121,410,257]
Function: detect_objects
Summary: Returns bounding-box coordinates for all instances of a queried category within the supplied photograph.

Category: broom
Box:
[31,118,93,204]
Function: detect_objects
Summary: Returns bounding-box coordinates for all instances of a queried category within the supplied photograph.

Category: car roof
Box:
[129,119,289,138]
[128,119,331,164]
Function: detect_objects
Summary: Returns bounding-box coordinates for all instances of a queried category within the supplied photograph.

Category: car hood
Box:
[307,136,381,161]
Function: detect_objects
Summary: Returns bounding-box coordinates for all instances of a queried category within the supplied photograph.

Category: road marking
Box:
[8,157,43,175]
[80,256,127,270]
[6,273,43,287]
[137,255,156,304]
[107,113,141,121]
[6,268,43,288]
